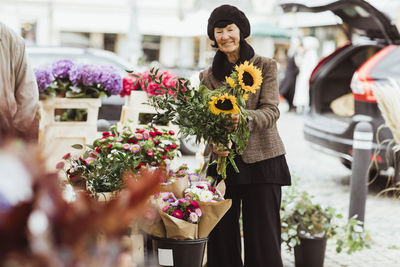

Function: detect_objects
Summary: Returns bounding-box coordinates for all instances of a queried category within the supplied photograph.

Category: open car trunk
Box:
[310,44,383,117]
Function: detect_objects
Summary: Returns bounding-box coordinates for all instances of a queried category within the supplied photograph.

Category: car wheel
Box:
[179,135,199,155]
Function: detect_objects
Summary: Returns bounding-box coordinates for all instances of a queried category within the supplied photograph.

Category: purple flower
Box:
[51,59,74,79]
[81,64,101,86]
[34,67,54,92]
[68,64,101,86]
[68,64,83,86]
[98,65,122,95]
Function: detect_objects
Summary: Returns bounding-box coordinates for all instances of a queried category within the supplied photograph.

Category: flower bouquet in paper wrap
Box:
[159,164,190,198]
[145,61,263,178]
[184,180,231,238]
[140,178,231,240]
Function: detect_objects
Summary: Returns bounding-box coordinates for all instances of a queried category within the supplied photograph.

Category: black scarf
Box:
[211,40,255,81]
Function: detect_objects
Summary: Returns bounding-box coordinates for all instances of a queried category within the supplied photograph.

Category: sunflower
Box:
[209,93,240,115]
[235,61,263,94]
[225,76,236,88]
[243,94,249,100]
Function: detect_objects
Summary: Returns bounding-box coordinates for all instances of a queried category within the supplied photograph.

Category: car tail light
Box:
[309,41,351,85]
[351,45,398,103]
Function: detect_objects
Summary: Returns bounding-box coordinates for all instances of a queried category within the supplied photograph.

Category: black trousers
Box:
[207,183,283,267]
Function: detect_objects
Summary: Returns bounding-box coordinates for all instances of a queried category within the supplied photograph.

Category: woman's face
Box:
[214,23,240,54]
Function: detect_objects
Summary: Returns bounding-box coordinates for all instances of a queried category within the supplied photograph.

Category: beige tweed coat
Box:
[199,54,286,164]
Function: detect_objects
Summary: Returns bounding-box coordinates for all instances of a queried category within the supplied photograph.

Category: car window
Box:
[27,53,129,77]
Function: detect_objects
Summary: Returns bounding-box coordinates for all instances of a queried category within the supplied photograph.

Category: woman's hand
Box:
[212,141,232,157]
[227,114,240,132]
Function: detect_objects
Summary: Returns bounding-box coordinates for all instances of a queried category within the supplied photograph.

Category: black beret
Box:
[207,5,251,41]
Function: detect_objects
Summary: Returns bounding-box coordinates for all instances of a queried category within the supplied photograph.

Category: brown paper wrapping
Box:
[215,180,226,197]
[159,175,189,198]
[139,209,166,238]
[160,212,198,240]
[198,199,232,238]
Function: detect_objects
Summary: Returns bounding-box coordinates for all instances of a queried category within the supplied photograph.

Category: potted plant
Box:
[280,179,371,267]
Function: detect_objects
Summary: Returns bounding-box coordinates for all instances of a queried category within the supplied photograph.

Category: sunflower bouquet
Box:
[210,61,263,177]
[145,61,263,179]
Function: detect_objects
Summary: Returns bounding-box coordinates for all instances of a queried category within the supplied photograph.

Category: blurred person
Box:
[293,36,319,113]
[279,37,302,112]
[0,22,39,140]
[200,5,291,267]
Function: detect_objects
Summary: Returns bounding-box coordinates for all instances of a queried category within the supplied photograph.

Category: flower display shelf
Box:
[38,97,101,172]
[119,91,179,133]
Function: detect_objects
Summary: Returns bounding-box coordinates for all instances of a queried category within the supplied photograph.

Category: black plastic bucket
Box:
[294,236,327,267]
[151,236,208,267]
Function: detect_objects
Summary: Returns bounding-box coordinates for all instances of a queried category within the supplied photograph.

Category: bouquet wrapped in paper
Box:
[159,164,189,198]
[140,178,231,240]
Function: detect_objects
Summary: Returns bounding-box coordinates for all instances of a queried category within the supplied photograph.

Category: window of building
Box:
[142,35,161,62]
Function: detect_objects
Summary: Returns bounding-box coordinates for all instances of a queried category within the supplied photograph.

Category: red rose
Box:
[164,147,170,152]
[155,131,163,136]
[153,140,159,145]
[150,131,157,137]
[107,144,113,149]
[147,151,155,157]
[102,131,110,136]
[95,147,101,153]
[169,130,175,135]
[128,139,137,144]
[162,155,166,160]
[170,144,178,149]
[62,153,71,160]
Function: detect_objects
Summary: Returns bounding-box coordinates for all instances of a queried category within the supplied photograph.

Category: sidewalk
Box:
[279,112,400,267]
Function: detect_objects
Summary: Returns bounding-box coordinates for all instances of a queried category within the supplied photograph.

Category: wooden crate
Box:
[38,98,101,171]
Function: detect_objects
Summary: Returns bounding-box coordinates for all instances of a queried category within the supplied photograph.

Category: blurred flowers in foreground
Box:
[0,139,163,266]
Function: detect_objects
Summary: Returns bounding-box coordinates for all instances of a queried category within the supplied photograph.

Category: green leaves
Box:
[281,180,371,254]
[71,144,84,150]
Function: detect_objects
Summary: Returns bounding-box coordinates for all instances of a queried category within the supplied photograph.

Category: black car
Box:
[279,0,400,173]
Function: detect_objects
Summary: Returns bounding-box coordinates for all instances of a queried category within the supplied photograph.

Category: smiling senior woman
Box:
[199,4,292,267]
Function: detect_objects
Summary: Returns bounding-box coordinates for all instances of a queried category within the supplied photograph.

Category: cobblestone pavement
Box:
[278,112,400,267]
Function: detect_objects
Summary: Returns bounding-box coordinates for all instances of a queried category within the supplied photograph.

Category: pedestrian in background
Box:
[0,22,39,140]
[293,36,319,113]
[200,4,291,267]
[279,37,301,112]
